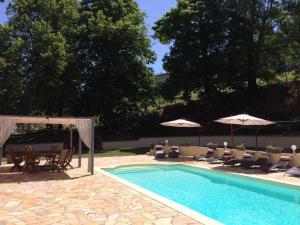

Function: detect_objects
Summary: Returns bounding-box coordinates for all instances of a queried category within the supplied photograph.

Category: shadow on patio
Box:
[153,156,194,163]
[210,164,268,175]
[0,164,90,184]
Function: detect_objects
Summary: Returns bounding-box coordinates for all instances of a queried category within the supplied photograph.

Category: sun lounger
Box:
[154,145,166,159]
[262,157,291,173]
[193,148,211,161]
[285,167,300,177]
[206,148,226,164]
[168,146,180,158]
[223,150,246,167]
[241,156,269,169]
[240,151,269,169]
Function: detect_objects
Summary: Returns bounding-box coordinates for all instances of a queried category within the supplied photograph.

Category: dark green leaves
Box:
[154,0,300,101]
[0,0,156,134]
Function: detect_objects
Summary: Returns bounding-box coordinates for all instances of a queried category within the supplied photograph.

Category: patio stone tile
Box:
[0,156,213,225]
[3,200,21,209]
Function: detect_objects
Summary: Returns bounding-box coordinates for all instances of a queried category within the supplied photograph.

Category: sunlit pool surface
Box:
[104,164,300,225]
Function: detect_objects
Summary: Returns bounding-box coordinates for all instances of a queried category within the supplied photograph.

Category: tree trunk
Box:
[247,0,257,96]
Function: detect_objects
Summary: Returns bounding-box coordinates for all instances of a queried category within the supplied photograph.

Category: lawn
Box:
[0,147,149,163]
[75,147,149,158]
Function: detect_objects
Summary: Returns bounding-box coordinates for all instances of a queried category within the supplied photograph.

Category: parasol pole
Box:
[230,124,234,149]
[198,127,201,146]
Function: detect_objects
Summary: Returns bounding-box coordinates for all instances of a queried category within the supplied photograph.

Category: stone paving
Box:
[1,155,300,225]
[0,157,201,225]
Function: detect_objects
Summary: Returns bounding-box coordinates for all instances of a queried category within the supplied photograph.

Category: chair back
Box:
[58,150,69,164]
[7,148,14,164]
[154,145,164,153]
[171,146,179,152]
[154,145,163,150]
[67,147,75,163]
[24,145,34,162]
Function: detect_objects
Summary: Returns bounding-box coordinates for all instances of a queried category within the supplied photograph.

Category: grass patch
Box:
[0,148,149,164]
[74,147,149,158]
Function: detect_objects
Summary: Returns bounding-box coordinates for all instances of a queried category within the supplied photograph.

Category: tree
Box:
[224,0,296,94]
[79,0,156,133]
[154,0,300,101]
[0,24,30,114]
[280,0,300,75]
[154,0,228,102]
[2,0,81,116]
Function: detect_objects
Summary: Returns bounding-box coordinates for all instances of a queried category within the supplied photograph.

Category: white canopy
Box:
[160,119,201,128]
[215,114,274,148]
[215,114,274,126]
[0,115,95,174]
[0,115,90,126]
[0,115,93,148]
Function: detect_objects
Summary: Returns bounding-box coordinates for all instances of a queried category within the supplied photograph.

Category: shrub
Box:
[207,142,218,150]
[266,144,283,153]
[236,143,246,150]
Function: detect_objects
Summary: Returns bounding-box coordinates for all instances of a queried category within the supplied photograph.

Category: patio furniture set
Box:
[7,145,74,173]
[154,145,180,158]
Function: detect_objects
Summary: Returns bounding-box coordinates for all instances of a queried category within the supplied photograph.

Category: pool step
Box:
[107,166,169,174]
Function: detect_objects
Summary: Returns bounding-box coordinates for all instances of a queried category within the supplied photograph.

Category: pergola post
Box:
[90,117,95,175]
[88,152,91,172]
[70,127,73,149]
[88,117,95,174]
[0,147,2,165]
[78,137,82,168]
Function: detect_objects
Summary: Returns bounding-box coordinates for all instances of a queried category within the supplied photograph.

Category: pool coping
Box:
[97,167,223,225]
[99,162,300,188]
[189,163,300,189]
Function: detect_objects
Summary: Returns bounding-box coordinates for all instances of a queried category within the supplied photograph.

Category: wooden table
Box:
[33,150,61,172]
[8,150,61,172]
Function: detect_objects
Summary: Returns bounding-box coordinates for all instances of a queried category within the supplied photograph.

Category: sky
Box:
[0,0,177,74]
[136,0,177,74]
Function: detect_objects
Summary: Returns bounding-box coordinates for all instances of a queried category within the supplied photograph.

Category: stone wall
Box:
[103,135,300,150]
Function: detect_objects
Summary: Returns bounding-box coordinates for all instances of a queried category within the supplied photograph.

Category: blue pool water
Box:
[104,165,300,225]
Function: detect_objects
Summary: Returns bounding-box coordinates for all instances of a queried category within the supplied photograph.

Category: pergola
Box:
[0,115,95,174]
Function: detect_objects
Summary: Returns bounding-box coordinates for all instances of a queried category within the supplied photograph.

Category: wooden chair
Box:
[65,147,75,170]
[23,146,40,173]
[7,148,23,172]
[52,149,69,172]
[45,145,59,166]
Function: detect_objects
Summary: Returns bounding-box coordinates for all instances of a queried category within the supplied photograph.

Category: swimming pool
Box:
[104,164,300,225]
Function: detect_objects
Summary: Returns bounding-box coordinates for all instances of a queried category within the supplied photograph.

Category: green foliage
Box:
[207,142,218,150]
[79,147,149,157]
[78,0,156,133]
[0,0,81,115]
[154,0,300,102]
[0,0,156,136]
[236,143,246,150]
[266,144,283,153]
[1,0,300,139]
[134,111,161,137]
